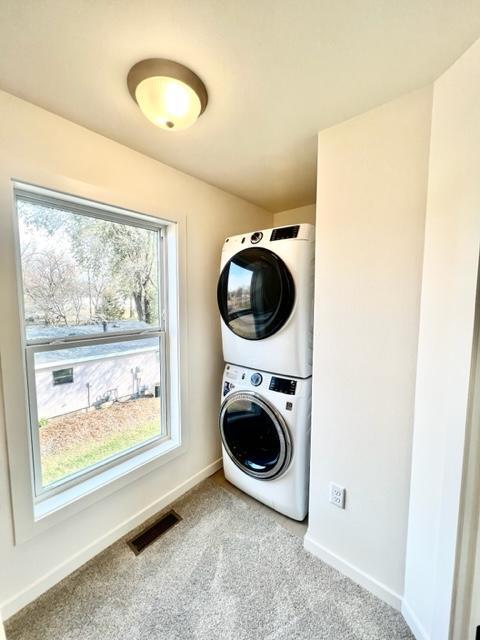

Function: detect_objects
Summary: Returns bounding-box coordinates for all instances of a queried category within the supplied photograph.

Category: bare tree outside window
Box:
[18,200,159,335]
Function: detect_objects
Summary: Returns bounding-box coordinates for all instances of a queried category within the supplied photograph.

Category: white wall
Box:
[36,348,159,418]
[403,39,480,640]
[0,90,272,617]
[273,204,316,227]
[304,87,433,608]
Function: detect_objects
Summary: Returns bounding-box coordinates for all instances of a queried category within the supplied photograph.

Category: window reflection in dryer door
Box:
[227,261,254,320]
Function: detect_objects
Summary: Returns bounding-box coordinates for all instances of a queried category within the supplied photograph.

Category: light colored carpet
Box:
[5,479,413,640]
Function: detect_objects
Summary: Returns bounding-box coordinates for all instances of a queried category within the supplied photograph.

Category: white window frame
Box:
[9,182,183,535]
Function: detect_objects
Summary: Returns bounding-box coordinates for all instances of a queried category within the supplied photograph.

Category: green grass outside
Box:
[41,419,161,486]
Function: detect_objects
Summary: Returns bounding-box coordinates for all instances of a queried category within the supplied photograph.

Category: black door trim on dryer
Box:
[217,247,295,340]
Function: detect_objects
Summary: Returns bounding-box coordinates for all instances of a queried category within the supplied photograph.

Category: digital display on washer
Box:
[269,376,297,395]
[270,225,300,241]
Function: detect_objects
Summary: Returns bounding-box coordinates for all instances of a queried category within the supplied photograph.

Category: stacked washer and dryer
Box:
[216,224,315,520]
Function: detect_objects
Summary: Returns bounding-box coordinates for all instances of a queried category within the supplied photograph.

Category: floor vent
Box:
[127,510,182,555]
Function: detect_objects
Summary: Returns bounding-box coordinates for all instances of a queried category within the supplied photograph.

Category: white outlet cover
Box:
[329,482,346,509]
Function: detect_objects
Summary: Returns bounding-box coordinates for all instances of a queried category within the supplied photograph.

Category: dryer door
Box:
[219,391,292,480]
[217,247,295,340]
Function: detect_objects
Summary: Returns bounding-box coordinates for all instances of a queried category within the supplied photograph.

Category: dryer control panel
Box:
[270,225,300,241]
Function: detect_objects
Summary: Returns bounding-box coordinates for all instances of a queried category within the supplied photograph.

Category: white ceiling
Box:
[1,1,479,212]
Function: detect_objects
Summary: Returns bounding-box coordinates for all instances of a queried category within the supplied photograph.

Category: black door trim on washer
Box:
[219,391,292,480]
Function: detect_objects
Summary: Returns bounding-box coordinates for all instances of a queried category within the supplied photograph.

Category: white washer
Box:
[220,363,311,521]
[217,224,315,379]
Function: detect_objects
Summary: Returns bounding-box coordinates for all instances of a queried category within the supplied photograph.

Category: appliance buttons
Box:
[250,232,263,244]
[250,373,263,386]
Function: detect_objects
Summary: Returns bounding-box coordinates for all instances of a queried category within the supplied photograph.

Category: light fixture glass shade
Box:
[135,76,202,131]
[127,59,208,132]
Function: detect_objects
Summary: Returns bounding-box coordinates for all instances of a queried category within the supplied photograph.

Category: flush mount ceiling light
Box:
[127,58,208,131]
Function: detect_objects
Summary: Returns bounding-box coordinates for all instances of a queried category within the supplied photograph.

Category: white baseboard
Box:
[401,599,429,640]
[1,458,223,621]
[303,532,402,611]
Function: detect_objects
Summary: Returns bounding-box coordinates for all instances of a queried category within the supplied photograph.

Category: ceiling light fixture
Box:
[127,58,208,131]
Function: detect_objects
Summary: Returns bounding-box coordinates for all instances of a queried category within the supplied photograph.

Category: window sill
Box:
[33,435,182,524]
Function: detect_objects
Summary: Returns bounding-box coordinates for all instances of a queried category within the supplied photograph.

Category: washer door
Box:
[220,391,292,480]
[217,247,295,340]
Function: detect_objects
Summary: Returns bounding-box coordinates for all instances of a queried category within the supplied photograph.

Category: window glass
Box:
[17,199,160,342]
[16,194,167,497]
[34,337,163,488]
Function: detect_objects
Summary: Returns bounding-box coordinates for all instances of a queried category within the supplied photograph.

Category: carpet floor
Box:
[5,479,414,640]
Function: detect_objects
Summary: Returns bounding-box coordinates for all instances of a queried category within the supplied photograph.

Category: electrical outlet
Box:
[329,482,346,509]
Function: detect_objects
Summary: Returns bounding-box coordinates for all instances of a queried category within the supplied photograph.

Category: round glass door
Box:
[220,392,291,479]
[217,248,295,340]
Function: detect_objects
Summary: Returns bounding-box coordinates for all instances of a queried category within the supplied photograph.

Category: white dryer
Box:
[219,363,311,521]
[217,224,314,378]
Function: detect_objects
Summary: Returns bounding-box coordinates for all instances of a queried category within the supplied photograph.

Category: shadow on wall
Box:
[273,204,316,228]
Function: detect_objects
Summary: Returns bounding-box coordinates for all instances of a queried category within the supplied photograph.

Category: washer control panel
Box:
[224,365,298,396]
[269,376,297,395]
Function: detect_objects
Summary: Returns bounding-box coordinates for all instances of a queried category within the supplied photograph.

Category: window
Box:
[52,368,74,385]
[15,188,177,504]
